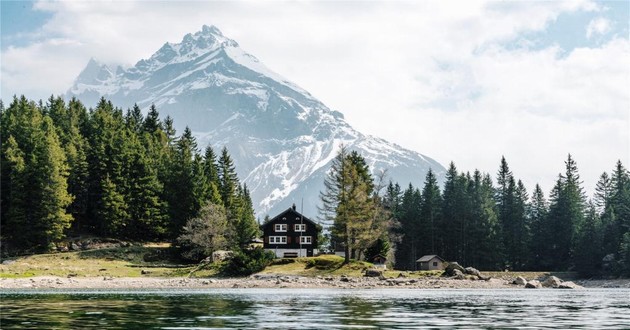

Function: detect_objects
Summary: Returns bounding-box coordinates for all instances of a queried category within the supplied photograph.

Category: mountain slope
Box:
[67,25,445,220]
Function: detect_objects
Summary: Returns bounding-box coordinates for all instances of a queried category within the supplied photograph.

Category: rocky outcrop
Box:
[364,269,383,277]
[517,275,583,289]
[443,263,489,281]
[513,276,527,286]
[542,276,562,288]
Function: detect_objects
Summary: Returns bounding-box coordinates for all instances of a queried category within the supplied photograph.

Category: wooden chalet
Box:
[261,205,320,258]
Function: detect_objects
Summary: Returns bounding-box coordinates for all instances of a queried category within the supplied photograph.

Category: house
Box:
[261,204,320,258]
[371,254,387,270]
[416,255,446,271]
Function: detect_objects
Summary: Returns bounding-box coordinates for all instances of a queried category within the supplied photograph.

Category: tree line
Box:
[388,156,629,275]
[1,96,259,255]
[321,148,630,276]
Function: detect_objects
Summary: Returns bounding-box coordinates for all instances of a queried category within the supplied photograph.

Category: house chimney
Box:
[292,203,296,211]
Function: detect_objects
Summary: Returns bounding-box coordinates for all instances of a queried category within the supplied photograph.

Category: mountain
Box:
[67,25,445,220]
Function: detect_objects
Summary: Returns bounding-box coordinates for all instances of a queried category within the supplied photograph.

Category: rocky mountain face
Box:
[67,25,445,220]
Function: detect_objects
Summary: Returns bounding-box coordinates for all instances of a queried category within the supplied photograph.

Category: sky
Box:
[1,0,629,198]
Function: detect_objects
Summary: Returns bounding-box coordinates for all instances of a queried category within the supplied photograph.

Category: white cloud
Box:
[586,17,612,39]
[1,0,628,198]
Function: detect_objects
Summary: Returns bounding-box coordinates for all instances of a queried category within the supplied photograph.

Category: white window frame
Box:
[294,224,306,232]
[274,224,287,232]
[300,236,312,244]
[269,236,287,244]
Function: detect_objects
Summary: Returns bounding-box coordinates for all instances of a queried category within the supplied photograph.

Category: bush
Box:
[221,247,275,276]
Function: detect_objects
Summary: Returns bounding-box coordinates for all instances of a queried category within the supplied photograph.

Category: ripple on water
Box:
[0,288,629,329]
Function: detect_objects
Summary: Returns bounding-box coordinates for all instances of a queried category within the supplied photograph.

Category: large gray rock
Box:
[513,276,527,286]
[444,262,466,276]
[464,267,481,277]
[452,269,466,280]
[542,276,562,288]
[525,280,542,289]
[558,281,583,289]
[364,269,383,277]
[212,250,234,262]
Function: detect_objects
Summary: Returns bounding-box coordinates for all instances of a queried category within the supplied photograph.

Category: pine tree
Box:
[419,169,442,255]
[320,146,376,263]
[547,154,586,270]
[574,201,603,276]
[163,127,203,238]
[529,184,551,270]
[203,146,222,205]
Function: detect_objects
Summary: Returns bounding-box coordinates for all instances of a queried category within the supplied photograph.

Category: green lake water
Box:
[1,288,629,329]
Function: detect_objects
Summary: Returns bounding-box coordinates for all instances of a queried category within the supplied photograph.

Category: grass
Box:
[0,244,199,278]
[1,246,574,280]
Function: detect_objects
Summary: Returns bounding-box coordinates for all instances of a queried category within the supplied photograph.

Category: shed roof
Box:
[416,255,445,263]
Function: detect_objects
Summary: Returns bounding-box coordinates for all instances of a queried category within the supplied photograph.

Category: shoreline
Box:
[2,275,628,290]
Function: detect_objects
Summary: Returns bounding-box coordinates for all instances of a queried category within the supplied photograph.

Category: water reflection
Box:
[1,289,629,329]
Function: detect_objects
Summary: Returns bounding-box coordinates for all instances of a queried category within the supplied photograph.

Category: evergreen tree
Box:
[574,201,603,276]
[547,154,586,270]
[419,169,442,255]
[320,146,376,263]
[163,127,203,238]
[203,146,222,205]
[529,184,551,270]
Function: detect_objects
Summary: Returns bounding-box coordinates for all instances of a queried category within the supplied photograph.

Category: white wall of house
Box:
[267,248,319,258]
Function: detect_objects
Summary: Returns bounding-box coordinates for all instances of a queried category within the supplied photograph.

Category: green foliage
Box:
[177,203,233,261]
[1,96,254,254]
[220,247,276,276]
[320,146,384,263]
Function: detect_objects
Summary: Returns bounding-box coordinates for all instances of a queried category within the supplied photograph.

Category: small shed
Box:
[416,255,446,271]
[371,254,387,270]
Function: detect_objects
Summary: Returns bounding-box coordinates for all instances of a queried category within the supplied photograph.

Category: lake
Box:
[1,288,629,329]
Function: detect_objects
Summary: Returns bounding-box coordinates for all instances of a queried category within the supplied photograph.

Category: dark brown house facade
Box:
[261,205,320,258]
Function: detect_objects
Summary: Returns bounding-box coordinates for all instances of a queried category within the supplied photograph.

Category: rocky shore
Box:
[1,274,626,290]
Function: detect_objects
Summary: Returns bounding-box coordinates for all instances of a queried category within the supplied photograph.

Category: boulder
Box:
[212,250,234,262]
[364,269,383,277]
[558,281,583,289]
[542,276,562,288]
[200,257,212,265]
[513,276,527,286]
[452,269,465,280]
[464,267,481,277]
[444,262,466,276]
[525,280,541,289]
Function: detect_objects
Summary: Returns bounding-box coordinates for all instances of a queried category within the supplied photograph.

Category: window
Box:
[294,224,306,232]
[433,261,438,267]
[269,236,287,244]
[300,236,312,244]
[274,224,287,232]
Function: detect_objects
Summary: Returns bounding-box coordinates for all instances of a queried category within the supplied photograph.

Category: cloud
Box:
[1,0,628,198]
[586,17,612,39]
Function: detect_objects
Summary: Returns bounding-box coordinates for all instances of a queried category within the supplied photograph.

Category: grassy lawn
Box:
[1,248,573,280]
[0,245,199,278]
[259,255,443,278]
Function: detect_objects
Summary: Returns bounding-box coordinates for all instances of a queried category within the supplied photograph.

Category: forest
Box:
[1,96,629,277]
[0,96,260,262]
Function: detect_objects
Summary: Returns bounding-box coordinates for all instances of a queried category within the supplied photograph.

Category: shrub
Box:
[221,247,275,276]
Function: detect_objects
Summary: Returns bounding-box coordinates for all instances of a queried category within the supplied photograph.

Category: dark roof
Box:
[260,206,319,229]
[416,255,445,263]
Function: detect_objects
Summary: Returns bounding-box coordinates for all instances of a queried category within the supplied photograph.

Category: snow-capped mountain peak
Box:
[67,25,445,219]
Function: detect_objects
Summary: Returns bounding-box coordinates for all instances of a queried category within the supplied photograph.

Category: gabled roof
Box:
[261,206,319,229]
[416,255,445,263]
